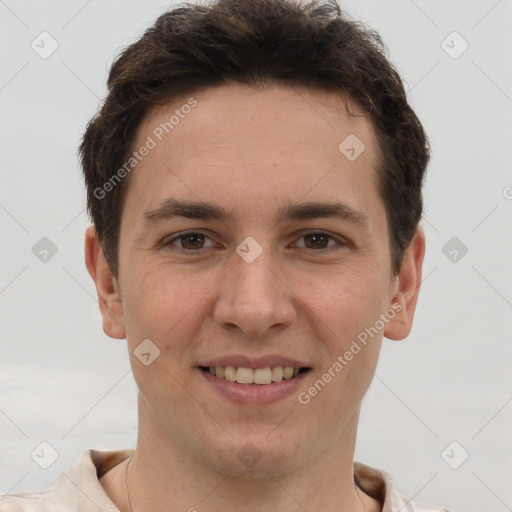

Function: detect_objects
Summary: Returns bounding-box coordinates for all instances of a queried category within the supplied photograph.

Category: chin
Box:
[199,432,310,478]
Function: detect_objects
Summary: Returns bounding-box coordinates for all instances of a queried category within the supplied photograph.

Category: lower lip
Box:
[198,368,310,405]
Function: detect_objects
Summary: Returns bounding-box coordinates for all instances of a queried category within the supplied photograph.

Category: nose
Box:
[213,246,296,338]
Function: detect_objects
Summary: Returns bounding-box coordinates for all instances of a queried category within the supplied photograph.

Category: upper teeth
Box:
[208,366,300,384]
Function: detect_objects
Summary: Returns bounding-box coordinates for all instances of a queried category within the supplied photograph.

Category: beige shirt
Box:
[0,449,451,511]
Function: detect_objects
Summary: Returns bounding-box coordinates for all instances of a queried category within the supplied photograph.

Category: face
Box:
[87,81,424,477]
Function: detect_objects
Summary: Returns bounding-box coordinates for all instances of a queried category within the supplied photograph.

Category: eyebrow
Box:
[141,198,369,229]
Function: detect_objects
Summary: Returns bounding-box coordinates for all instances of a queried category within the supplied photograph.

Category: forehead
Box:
[124,82,383,226]
[138,81,377,159]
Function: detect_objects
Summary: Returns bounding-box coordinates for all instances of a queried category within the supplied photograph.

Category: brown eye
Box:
[163,231,214,251]
[179,233,206,250]
[302,233,332,249]
[294,231,341,251]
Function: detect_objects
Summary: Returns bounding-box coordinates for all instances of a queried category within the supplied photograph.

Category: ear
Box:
[84,225,126,339]
[383,227,426,341]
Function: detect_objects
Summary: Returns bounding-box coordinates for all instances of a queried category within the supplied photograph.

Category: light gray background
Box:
[1,1,511,511]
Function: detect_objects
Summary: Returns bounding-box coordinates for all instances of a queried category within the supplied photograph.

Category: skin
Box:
[85,81,425,512]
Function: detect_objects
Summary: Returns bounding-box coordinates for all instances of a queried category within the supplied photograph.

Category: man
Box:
[1,0,451,510]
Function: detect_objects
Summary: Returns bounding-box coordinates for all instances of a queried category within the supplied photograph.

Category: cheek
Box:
[121,267,205,406]
[305,268,386,392]
[120,262,220,384]
[309,266,388,337]
[122,262,208,332]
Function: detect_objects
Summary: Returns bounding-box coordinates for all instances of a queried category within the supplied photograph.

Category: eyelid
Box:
[161,230,217,251]
[161,229,348,252]
[291,228,346,249]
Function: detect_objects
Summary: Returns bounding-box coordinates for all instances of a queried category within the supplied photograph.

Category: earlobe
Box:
[84,225,126,339]
[383,228,426,341]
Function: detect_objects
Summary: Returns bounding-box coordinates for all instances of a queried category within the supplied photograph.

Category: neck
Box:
[119,397,377,512]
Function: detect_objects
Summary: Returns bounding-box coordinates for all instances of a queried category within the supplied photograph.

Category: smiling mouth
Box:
[199,366,311,385]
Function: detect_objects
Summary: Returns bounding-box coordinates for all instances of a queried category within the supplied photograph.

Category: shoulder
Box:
[0,448,132,512]
[0,491,57,512]
[354,461,453,512]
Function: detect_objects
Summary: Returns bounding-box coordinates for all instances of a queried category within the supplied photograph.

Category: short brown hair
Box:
[79,0,430,278]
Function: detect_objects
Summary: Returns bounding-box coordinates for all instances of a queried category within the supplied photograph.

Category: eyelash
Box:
[161,230,347,254]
